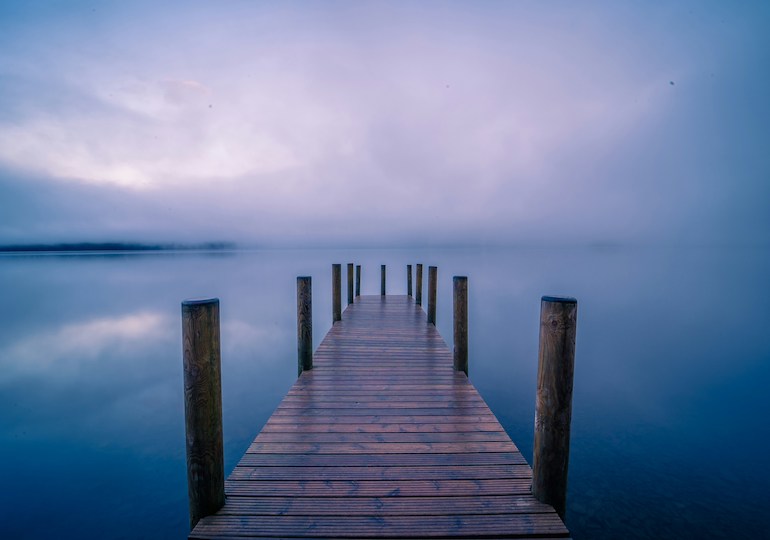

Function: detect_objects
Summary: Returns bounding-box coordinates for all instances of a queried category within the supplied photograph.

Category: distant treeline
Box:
[0,242,238,253]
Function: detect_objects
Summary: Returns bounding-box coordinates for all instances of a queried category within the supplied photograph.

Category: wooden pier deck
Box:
[189,295,570,539]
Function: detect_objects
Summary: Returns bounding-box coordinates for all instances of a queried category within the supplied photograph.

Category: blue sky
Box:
[0,1,768,246]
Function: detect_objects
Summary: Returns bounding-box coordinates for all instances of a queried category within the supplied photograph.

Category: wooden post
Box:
[453,276,468,375]
[347,263,354,305]
[355,265,361,297]
[381,265,386,296]
[532,296,577,519]
[416,264,423,306]
[297,277,312,376]
[332,264,341,322]
[427,266,437,324]
[181,298,225,530]
[407,265,413,297]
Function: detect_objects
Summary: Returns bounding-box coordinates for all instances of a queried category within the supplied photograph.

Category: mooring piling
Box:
[381,265,386,296]
[416,263,423,306]
[332,264,341,323]
[407,264,413,297]
[297,277,312,375]
[181,298,225,530]
[427,266,437,324]
[453,276,468,375]
[532,295,577,519]
[347,263,354,305]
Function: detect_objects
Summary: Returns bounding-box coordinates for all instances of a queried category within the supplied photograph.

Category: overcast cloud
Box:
[0,1,768,246]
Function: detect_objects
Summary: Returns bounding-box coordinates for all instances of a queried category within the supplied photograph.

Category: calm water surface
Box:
[1,247,768,539]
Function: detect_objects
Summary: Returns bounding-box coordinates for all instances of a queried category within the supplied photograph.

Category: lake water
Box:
[0,246,768,539]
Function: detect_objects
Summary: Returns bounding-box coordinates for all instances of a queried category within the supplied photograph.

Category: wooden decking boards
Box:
[190,295,570,539]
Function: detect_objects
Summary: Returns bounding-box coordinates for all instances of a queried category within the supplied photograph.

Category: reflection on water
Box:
[0,247,768,539]
[0,312,171,379]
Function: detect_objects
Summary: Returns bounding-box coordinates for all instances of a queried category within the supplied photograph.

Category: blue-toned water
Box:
[1,247,768,539]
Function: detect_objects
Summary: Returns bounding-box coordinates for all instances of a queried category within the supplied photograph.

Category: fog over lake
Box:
[1,2,769,538]
[1,247,768,538]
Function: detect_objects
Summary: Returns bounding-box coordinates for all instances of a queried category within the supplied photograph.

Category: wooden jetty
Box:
[184,281,573,539]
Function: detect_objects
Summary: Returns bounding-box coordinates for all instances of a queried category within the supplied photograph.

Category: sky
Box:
[0,0,768,247]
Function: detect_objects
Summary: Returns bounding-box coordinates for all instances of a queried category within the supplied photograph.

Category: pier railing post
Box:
[181,298,225,531]
[532,296,577,519]
[416,264,423,306]
[453,276,468,375]
[381,264,386,296]
[407,264,413,297]
[347,263,354,305]
[297,277,312,376]
[332,264,341,322]
[427,266,437,324]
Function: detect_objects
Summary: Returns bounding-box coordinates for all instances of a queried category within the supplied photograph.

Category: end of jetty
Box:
[182,263,577,539]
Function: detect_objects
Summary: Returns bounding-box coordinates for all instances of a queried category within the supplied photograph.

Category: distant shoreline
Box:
[0,242,237,253]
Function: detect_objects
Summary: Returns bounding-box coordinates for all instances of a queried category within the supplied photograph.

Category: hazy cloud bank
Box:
[0,1,768,246]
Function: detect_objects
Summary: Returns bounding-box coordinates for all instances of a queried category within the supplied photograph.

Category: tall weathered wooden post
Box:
[381,265,386,296]
[297,277,312,376]
[347,263,354,305]
[355,265,361,297]
[453,276,468,375]
[416,264,423,306]
[532,296,577,519]
[427,266,437,324]
[407,264,413,297]
[182,298,225,530]
[332,264,341,322]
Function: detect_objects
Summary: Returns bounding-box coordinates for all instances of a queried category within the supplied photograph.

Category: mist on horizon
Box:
[1,1,768,248]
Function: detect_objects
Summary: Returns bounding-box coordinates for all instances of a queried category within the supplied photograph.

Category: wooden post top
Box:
[182,298,219,307]
[541,296,577,304]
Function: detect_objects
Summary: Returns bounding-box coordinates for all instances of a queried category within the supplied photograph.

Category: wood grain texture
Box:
[296,277,312,375]
[416,263,423,305]
[347,263,354,305]
[332,264,341,323]
[453,276,468,375]
[428,265,437,324]
[189,295,569,539]
[381,264,386,296]
[182,298,225,530]
[532,296,577,519]
[191,514,569,539]
[407,264,412,297]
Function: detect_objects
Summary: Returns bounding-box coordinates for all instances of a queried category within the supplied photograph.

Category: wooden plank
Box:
[191,536,572,540]
[236,452,527,467]
[276,401,489,409]
[264,415,501,424]
[229,464,532,481]
[260,422,505,433]
[192,536,570,540]
[247,441,518,454]
[281,392,485,400]
[191,514,569,538]
[189,295,569,539]
[224,478,537,497]
[253,432,510,443]
[285,388,481,395]
[211,495,553,516]
[277,400,489,408]
[271,408,494,417]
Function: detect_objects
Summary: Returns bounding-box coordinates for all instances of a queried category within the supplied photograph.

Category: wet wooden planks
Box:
[190,295,570,539]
